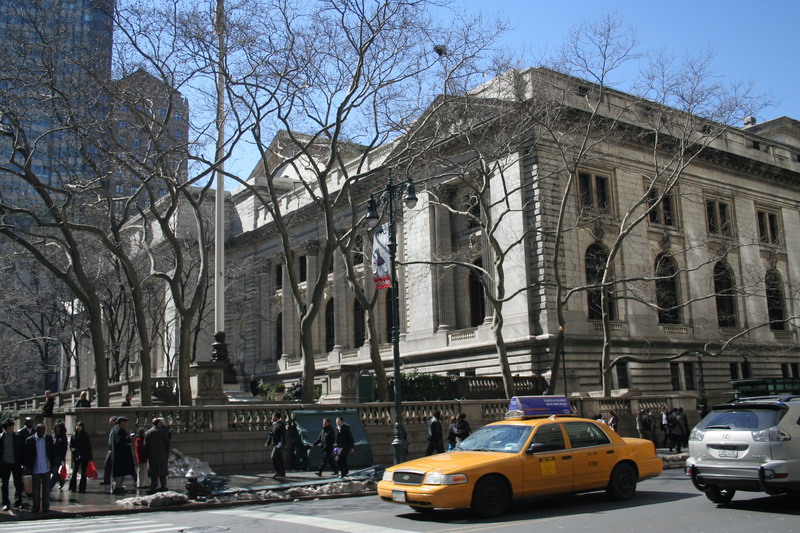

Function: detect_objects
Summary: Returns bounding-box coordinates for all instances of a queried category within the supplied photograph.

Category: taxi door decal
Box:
[539,456,557,476]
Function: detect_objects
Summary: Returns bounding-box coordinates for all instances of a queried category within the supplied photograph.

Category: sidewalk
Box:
[0,468,379,522]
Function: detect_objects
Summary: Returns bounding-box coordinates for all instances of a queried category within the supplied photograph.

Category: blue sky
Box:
[453,0,798,122]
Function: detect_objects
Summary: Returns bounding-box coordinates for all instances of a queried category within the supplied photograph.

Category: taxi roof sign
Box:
[505,395,574,419]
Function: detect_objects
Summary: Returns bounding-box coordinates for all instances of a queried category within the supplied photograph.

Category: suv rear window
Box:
[697,407,786,431]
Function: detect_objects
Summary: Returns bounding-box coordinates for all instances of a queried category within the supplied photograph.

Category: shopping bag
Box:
[59,463,68,480]
[85,460,98,479]
[22,474,32,495]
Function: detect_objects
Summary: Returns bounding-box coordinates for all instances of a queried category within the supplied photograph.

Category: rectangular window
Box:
[782,363,790,378]
[683,362,696,391]
[616,363,629,389]
[670,363,681,391]
[706,199,732,236]
[793,363,800,378]
[578,171,611,212]
[647,187,676,226]
[756,209,781,245]
[741,361,751,379]
[730,363,740,380]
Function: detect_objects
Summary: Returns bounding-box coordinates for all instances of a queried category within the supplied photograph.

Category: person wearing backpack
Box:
[636,408,653,441]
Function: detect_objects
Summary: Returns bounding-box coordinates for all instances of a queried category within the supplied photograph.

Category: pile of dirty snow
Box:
[117,490,189,508]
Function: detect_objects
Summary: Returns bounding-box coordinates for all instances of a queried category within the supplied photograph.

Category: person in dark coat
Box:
[454,413,471,444]
[0,419,24,511]
[266,412,286,478]
[42,390,55,433]
[48,421,68,491]
[144,418,171,494]
[23,424,56,513]
[249,376,260,397]
[74,391,91,408]
[334,416,354,478]
[68,421,93,493]
[102,416,117,485]
[667,408,687,453]
[425,411,444,456]
[110,417,136,494]
[311,418,337,477]
[446,415,458,451]
[17,418,35,441]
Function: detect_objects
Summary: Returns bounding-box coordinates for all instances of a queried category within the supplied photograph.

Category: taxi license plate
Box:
[392,490,407,503]
[719,449,738,458]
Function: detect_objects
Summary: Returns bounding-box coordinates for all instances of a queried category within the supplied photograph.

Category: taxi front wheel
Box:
[471,475,510,518]
[607,463,637,501]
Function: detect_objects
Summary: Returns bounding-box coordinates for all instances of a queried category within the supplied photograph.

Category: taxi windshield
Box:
[456,424,533,453]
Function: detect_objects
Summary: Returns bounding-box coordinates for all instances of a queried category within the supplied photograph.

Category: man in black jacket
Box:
[23,424,56,513]
[311,418,337,477]
[334,417,355,478]
[0,419,24,511]
[425,411,444,455]
[267,411,286,478]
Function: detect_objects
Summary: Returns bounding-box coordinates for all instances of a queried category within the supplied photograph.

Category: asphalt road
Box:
[7,470,798,533]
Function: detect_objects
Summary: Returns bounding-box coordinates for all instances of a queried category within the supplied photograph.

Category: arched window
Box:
[325,299,335,352]
[655,254,681,324]
[766,269,786,330]
[469,258,486,327]
[299,255,307,282]
[353,299,365,348]
[275,264,283,289]
[275,313,283,359]
[713,261,737,328]
[585,244,617,320]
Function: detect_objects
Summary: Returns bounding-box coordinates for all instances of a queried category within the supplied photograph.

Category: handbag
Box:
[59,463,68,480]
[85,460,98,479]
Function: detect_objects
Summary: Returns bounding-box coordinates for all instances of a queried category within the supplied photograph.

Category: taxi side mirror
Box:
[526,442,560,455]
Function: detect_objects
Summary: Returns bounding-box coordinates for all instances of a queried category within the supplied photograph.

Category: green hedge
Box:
[388,372,459,401]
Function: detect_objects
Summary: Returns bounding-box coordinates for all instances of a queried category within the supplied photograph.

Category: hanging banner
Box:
[372,223,391,289]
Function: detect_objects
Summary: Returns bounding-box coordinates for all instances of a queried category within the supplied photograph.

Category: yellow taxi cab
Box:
[377,396,663,517]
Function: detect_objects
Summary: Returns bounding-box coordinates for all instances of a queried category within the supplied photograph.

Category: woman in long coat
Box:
[68,421,93,493]
[110,417,136,494]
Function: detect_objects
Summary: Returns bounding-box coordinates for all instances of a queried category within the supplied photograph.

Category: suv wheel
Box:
[704,486,735,504]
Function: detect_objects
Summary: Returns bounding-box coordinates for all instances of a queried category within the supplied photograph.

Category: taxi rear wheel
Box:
[471,475,510,518]
[607,463,637,501]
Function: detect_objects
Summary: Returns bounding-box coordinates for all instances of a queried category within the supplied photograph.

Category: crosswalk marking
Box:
[4,517,181,533]
[210,508,419,533]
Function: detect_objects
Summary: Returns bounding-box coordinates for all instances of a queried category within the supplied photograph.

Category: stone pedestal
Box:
[190,361,229,406]
[320,364,359,404]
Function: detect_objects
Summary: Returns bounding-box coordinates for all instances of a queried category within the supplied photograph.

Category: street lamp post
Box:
[695,351,708,418]
[365,169,417,465]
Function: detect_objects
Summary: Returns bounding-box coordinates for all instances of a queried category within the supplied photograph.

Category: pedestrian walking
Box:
[311,418,337,477]
[23,424,56,513]
[134,428,147,489]
[636,408,653,441]
[74,391,91,408]
[42,390,55,433]
[446,416,458,451]
[454,413,471,444]
[249,375,260,397]
[667,408,687,453]
[144,418,171,494]
[660,405,671,449]
[425,411,444,455]
[17,418,35,441]
[334,416,354,478]
[266,411,286,478]
[607,411,619,433]
[48,421,68,491]
[0,419,24,511]
[120,393,133,407]
[110,417,136,494]
[68,421,92,493]
[101,416,117,485]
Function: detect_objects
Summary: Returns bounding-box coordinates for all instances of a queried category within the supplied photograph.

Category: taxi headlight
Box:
[423,472,468,485]
[382,470,394,482]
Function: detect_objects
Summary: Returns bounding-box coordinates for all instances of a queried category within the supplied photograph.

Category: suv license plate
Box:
[719,449,738,458]
[392,490,407,503]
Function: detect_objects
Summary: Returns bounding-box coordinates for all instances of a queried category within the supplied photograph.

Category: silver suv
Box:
[686,396,800,504]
